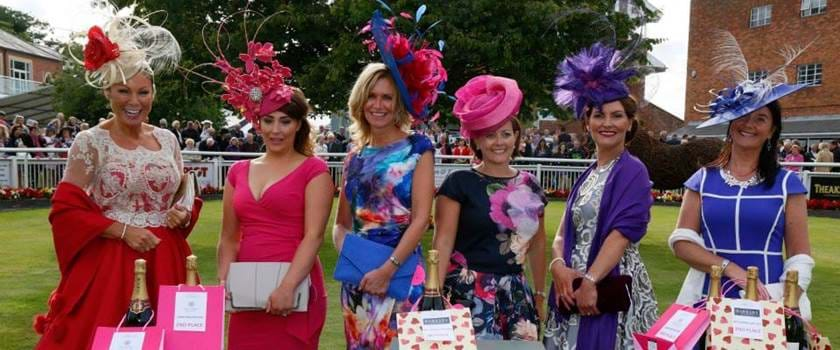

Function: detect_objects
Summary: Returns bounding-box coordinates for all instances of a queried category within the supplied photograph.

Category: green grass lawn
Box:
[1,201,838,349]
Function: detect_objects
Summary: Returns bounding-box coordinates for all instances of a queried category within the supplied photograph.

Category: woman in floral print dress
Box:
[434,75,546,341]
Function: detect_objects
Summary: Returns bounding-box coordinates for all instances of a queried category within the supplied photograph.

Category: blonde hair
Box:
[347,63,411,147]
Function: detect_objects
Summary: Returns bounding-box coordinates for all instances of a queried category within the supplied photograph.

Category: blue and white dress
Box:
[684,167,807,297]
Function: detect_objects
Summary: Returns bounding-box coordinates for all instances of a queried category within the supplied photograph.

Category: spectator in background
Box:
[240,132,260,153]
[784,143,804,172]
[815,142,833,173]
[0,124,9,148]
[335,126,348,144]
[67,116,81,134]
[55,127,74,148]
[158,118,168,130]
[9,125,30,147]
[169,120,183,146]
[198,137,220,159]
[804,143,819,171]
[182,120,200,143]
[314,134,328,154]
[200,120,213,140]
[666,133,680,145]
[202,127,216,143]
[566,138,587,159]
[0,110,7,127]
[182,138,201,161]
[680,134,689,144]
[224,137,241,160]
[659,130,668,143]
[534,138,552,157]
[229,124,244,139]
[779,139,792,160]
[79,122,90,131]
[27,121,46,157]
[326,133,345,153]
[44,128,57,147]
[557,125,571,144]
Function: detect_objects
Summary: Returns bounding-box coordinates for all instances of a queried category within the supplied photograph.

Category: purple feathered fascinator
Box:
[553,42,636,119]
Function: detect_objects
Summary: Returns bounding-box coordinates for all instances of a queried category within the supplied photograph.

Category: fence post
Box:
[10,157,18,188]
[536,163,542,184]
[802,170,811,199]
[21,157,29,188]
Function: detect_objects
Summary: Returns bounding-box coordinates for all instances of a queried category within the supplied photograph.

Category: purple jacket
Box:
[555,151,653,349]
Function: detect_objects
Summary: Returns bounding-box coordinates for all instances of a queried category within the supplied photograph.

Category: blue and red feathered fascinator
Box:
[212,41,295,125]
[553,42,636,119]
[360,4,448,125]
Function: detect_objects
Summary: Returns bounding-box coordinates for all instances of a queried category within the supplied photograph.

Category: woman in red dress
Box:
[214,42,333,349]
[34,8,200,350]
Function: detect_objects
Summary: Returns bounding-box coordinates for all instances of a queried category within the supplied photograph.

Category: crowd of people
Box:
[27,6,821,350]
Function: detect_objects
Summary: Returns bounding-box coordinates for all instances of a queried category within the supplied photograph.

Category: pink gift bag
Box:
[91,314,165,350]
[156,285,225,350]
[634,303,710,350]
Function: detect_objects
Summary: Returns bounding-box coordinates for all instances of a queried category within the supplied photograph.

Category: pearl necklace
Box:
[721,167,763,188]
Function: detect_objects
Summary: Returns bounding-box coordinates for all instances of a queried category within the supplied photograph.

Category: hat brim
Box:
[371,10,418,120]
[698,83,806,128]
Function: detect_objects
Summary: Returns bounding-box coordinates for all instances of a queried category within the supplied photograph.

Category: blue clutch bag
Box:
[333,234,420,300]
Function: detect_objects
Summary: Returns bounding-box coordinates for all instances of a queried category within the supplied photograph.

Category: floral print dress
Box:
[340,134,433,350]
[543,161,658,350]
[437,169,547,341]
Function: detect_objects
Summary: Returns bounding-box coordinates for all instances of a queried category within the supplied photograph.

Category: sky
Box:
[0,0,691,119]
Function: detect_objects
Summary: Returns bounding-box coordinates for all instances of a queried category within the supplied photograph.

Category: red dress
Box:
[226,157,329,349]
[34,127,201,349]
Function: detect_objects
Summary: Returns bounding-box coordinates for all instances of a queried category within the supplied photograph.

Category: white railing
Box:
[0,76,46,97]
[2,148,839,198]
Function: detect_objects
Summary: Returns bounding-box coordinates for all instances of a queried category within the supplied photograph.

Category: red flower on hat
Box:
[399,47,447,119]
[83,26,120,71]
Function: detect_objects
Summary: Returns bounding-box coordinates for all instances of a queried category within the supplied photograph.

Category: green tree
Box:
[0,6,56,47]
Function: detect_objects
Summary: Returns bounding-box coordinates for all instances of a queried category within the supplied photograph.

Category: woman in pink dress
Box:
[214,42,334,349]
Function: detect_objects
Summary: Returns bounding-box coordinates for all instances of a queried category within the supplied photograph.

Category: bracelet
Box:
[389,256,402,268]
[534,291,547,298]
[720,258,731,274]
[120,224,128,240]
[548,257,566,271]
[583,272,597,284]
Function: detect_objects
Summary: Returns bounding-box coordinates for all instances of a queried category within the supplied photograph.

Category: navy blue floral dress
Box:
[437,169,546,341]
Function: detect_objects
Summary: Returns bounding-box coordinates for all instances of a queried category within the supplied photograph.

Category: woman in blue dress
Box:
[670,35,814,318]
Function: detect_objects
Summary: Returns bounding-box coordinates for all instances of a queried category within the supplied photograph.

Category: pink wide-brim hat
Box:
[453,75,523,139]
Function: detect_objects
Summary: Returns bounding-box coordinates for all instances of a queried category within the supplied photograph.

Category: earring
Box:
[766,140,772,151]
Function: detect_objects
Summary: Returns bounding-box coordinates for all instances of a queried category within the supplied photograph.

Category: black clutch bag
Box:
[556,274,632,315]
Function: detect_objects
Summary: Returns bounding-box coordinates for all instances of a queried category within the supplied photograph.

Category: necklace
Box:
[721,167,763,188]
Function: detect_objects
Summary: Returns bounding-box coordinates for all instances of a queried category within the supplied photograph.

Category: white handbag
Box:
[225,262,311,312]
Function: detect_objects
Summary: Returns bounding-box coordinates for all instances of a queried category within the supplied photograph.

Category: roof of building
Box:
[0,30,61,61]
[672,114,840,140]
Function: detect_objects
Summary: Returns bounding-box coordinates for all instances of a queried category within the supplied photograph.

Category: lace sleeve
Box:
[170,130,184,171]
[62,131,100,189]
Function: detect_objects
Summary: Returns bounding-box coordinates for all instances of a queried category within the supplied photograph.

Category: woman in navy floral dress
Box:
[434,75,546,341]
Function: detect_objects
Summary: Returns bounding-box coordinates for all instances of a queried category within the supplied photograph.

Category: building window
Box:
[797,63,823,86]
[801,0,827,17]
[749,70,768,81]
[10,58,32,81]
[749,5,772,28]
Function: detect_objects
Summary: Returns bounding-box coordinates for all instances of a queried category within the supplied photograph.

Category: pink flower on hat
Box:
[453,75,523,139]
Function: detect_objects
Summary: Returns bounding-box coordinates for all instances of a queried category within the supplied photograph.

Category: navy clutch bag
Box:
[333,234,420,300]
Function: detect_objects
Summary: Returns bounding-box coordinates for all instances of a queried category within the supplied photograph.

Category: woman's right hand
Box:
[123,226,161,253]
[551,263,581,310]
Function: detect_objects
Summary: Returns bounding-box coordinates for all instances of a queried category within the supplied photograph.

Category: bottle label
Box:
[421,310,456,341]
[731,299,763,340]
[173,291,208,332]
[109,331,145,350]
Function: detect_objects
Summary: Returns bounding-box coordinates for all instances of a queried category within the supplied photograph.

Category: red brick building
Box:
[0,29,62,120]
[681,0,840,142]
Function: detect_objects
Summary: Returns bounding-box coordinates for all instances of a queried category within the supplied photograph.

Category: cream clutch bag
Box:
[225,262,311,312]
[171,171,199,211]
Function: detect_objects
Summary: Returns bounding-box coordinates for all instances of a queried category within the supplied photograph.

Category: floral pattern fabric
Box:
[437,169,546,274]
[340,134,433,350]
[443,251,540,341]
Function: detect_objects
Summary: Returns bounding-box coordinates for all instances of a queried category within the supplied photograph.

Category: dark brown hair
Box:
[583,96,639,143]
[468,117,522,160]
[708,100,782,188]
[271,87,315,157]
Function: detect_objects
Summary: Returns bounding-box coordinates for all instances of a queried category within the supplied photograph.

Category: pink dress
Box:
[226,157,328,349]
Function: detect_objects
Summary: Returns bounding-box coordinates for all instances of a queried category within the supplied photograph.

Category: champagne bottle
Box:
[744,266,759,301]
[185,255,199,286]
[125,259,153,326]
[784,270,808,350]
[699,265,723,350]
[420,250,446,311]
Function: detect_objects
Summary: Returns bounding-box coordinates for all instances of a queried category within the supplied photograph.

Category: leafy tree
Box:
[0,6,57,47]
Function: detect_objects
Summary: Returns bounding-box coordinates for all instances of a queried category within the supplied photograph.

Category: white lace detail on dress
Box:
[86,126,181,228]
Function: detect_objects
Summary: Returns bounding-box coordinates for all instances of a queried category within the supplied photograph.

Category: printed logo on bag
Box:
[109,332,145,350]
[731,300,763,340]
[173,292,208,332]
[420,310,456,341]
[654,309,698,342]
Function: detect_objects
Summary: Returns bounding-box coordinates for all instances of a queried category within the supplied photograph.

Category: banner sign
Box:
[809,174,840,200]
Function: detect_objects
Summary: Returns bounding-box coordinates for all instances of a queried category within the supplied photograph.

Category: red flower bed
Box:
[0,187,54,200]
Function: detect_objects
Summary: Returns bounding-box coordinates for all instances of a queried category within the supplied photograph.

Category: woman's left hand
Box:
[165,204,190,229]
[359,266,395,297]
[266,286,296,317]
[574,280,600,317]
